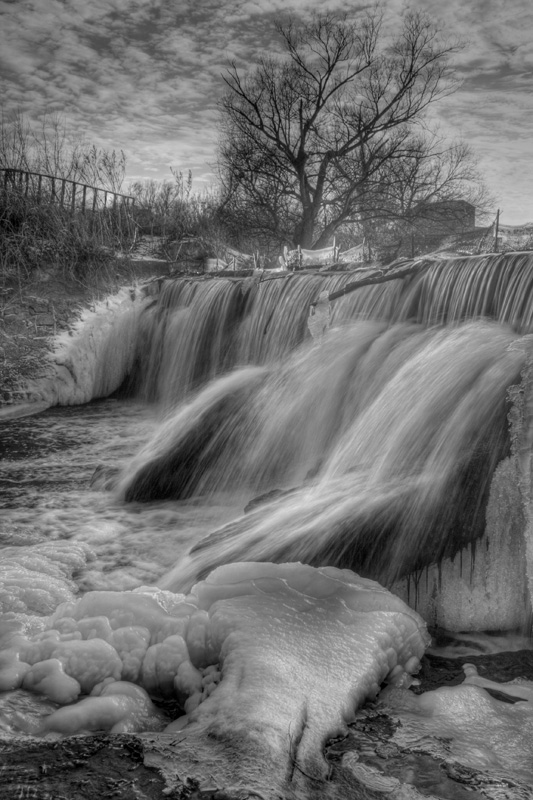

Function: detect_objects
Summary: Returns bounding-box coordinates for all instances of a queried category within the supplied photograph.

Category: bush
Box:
[128,170,234,264]
[0,181,136,287]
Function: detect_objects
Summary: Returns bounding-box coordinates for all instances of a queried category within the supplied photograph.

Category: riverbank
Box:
[0,254,169,409]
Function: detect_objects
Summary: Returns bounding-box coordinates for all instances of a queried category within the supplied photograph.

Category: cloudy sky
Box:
[1,0,532,224]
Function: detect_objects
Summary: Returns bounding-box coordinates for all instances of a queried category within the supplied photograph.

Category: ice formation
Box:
[380,663,533,786]
[21,286,148,406]
[0,541,94,615]
[0,560,429,795]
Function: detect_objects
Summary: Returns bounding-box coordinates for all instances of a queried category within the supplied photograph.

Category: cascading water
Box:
[3,252,533,798]
[114,254,533,631]
[115,252,533,409]
[147,321,522,595]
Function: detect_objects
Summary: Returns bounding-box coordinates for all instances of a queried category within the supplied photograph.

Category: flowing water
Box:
[3,253,533,608]
[0,400,242,593]
[3,252,533,795]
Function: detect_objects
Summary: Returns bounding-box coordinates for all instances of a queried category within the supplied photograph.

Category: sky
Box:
[1,0,532,224]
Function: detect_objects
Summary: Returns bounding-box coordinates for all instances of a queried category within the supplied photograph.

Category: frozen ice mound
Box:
[0,560,429,796]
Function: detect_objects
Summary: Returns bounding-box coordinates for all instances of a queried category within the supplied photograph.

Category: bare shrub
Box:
[0,112,133,286]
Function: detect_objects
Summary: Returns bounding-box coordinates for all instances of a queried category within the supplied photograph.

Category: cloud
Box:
[0,0,532,221]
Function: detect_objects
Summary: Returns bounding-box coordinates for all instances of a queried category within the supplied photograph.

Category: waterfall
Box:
[5,251,533,797]
[26,252,533,409]
[147,322,523,599]
[118,252,533,409]
[108,252,533,631]
[23,251,533,630]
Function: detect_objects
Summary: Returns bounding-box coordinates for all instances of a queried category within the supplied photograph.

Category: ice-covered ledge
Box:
[14,285,154,408]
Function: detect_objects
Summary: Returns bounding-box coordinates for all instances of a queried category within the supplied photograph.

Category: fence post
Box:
[71,182,77,215]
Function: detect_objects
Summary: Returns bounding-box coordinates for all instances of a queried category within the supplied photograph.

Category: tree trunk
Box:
[314,221,340,249]
[294,205,317,249]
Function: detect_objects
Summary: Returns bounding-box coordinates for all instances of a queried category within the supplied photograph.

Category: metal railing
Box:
[0,167,135,214]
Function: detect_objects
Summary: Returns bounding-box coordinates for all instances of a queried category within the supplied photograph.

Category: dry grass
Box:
[0,186,136,290]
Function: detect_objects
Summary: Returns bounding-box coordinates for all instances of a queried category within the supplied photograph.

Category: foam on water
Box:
[0,401,241,592]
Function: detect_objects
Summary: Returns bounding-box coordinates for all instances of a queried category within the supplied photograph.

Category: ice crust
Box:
[380,663,533,786]
[21,286,147,406]
[0,541,94,615]
[0,560,429,788]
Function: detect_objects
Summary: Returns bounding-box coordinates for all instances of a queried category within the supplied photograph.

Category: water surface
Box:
[0,399,242,592]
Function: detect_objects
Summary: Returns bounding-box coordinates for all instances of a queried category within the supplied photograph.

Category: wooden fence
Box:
[0,167,135,215]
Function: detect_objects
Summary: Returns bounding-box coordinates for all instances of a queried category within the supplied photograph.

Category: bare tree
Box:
[218,9,470,249]
[128,170,229,259]
[348,132,494,259]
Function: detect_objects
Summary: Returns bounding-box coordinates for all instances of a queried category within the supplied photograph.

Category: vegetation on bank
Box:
[0,113,132,288]
[0,116,221,402]
[0,115,229,288]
